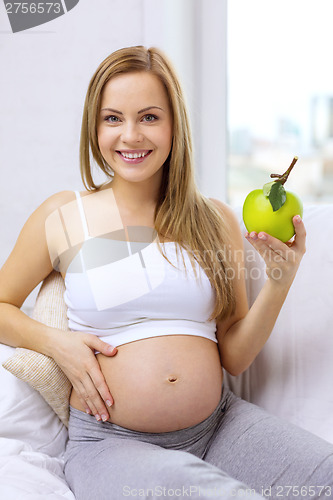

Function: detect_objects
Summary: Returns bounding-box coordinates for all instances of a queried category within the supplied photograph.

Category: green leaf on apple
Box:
[263,181,276,197]
[268,181,286,211]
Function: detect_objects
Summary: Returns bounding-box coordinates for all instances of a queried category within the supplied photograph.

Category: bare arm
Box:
[211,200,306,376]
[0,192,117,420]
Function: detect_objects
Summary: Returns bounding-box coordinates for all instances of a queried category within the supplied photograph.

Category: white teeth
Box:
[120,151,150,159]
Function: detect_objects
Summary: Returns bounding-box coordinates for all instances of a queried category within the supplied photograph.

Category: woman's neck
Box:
[107,177,161,215]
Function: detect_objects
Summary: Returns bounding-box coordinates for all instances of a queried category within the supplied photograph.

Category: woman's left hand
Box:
[244,215,306,288]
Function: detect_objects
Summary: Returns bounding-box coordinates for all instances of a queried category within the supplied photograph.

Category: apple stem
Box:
[270,156,298,185]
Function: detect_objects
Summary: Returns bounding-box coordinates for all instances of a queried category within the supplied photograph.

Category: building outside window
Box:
[227,0,333,207]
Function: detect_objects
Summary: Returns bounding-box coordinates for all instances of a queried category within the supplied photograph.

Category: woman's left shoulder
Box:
[208,198,241,230]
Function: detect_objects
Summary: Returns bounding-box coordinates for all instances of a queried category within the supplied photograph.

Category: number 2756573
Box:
[5,3,61,15]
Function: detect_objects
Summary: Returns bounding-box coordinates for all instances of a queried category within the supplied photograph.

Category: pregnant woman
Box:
[0,46,332,499]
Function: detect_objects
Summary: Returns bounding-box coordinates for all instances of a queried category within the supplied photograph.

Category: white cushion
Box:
[2,271,71,427]
[0,343,68,457]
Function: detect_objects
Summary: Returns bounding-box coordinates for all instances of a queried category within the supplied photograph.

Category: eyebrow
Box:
[100,106,164,115]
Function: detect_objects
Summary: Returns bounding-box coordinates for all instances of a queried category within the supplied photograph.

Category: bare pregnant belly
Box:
[70,335,223,432]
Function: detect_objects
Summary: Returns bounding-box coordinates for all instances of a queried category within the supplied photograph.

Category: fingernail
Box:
[95,414,101,422]
[101,414,109,422]
[106,400,113,407]
[294,215,301,223]
[258,233,267,240]
[107,345,117,354]
[250,232,258,240]
[85,408,91,415]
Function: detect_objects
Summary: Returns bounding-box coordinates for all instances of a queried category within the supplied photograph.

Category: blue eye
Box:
[105,115,120,123]
[142,114,158,122]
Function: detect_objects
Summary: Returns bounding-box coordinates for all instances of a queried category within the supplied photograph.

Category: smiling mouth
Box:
[117,150,152,160]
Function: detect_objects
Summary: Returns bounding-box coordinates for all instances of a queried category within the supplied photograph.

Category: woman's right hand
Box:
[50,330,118,422]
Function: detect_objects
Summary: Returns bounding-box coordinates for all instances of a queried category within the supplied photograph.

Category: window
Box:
[227,0,333,206]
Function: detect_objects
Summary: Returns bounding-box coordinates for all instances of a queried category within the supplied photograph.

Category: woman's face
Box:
[97,71,173,189]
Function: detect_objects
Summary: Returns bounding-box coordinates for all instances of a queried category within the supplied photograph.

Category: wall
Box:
[0,0,227,312]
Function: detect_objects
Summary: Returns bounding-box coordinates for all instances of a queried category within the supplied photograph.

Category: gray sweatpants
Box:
[64,387,333,500]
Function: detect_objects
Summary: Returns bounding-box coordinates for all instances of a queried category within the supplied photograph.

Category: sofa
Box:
[0,204,332,498]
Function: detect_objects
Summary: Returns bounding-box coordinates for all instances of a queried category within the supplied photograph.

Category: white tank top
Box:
[63,191,217,347]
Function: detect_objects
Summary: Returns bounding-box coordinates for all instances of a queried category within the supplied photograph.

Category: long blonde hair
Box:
[80,45,235,321]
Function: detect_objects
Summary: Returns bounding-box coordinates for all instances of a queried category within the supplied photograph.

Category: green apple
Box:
[242,157,303,242]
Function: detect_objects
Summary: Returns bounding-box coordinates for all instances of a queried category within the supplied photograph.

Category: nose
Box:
[120,122,143,143]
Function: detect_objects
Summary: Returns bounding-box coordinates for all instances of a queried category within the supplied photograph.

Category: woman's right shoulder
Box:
[19,191,81,242]
[36,190,78,219]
